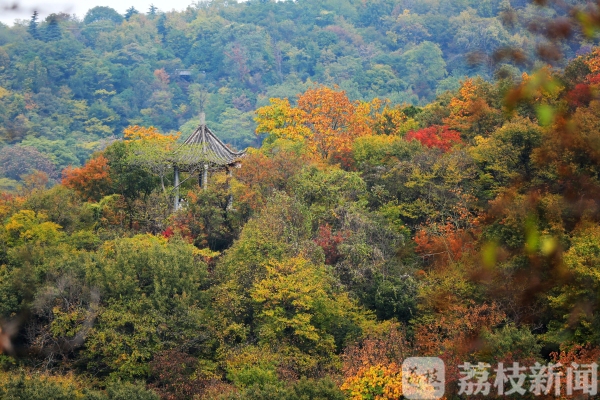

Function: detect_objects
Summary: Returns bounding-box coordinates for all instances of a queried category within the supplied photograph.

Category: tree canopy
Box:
[2,1,600,399]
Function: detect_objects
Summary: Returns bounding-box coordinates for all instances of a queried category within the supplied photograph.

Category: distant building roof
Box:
[172,113,245,169]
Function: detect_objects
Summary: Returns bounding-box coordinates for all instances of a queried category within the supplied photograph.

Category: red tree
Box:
[405,125,462,152]
[314,224,349,265]
[566,83,593,107]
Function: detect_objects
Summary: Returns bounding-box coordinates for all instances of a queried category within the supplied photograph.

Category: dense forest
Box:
[0,0,595,190]
[2,0,600,399]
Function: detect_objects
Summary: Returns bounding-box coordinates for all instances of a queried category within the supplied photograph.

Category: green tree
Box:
[148,4,158,18]
[124,7,140,21]
[548,225,600,345]
[28,11,40,40]
[83,235,208,378]
[44,15,62,42]
[156,13,168,43]
[470,117,542,198]
[83,6,124,25]
[103,141,159,227]
[400,41,448,100]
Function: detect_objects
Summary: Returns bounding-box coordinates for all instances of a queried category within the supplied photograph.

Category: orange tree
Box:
[62,155,112,202]
[255,86,378,164]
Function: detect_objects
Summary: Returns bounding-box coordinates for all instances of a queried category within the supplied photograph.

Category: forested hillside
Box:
[1,48,600,398]
[0,0,593,189]
[2,0,600,399]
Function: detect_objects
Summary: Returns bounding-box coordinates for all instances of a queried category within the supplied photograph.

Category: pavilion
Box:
[171,112,246,210]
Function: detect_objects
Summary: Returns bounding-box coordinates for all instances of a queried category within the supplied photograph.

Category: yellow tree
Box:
[250,255,367,374]
[371,103,419,136]
[254,97,309,140]
[255,86,377,163]
[340,326,410,400]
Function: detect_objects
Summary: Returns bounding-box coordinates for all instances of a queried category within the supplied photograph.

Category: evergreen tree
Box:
[156,13,167,43]
[27,11,40,40]
[148,4,158,18]
[124,6,139,21]
[44,15,62,42]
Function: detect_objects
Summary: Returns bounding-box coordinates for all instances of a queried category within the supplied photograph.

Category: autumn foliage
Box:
[62,155,112,201]
[445,78,502,138]
[566,83,593,107]
[123,125,179,146]
[233,147,311,210]
[413,222,476,268]
[415,302,507,387]
[8,39,600,400]
[314,224,349,265]
[255,86,377,162]
[341,328,410,400]
[149,350,207,400]
[405,125,462,152]
[340,363,403,400]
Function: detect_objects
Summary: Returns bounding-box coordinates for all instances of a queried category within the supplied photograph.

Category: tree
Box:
[547,225,600,345]
[149,350,207,399]
[83,6,124,24]
[340,364,403,399]
[289,165,367,219]
[249,255,367,374]
[255,86,377,161]
[210,193,370,375]
[83,235,207,379]
[387,10,431,46]
[62,155,112,202]
[0,145,57,181]
[3,209,63,247]
[148,4,158,18]
[400,41,447,99]
[444,78,504,140]
[340,326,409,400]
[123,125,178,198]
[124,6,140,21]
[27,11,40,40]
[0,371,159,399]
[405,125,462,152]
[102,140,160,228]
[371,104,419,136]
[157,13,168,43]
[44,15,62,42]
[470,117,542,195]
[450,9,513,55]
[414,302,507,387]
[233,145,310,210]
[24,184,89,233]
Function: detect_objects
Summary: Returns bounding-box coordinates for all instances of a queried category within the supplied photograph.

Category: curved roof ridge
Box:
[172,116,246,167]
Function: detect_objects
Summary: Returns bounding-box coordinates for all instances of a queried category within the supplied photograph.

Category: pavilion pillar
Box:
[202,163,208,190]
[226,167,233,210]
[174,166,180,211]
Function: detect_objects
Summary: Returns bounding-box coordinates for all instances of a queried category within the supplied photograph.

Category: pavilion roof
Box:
[172,115,245,168]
